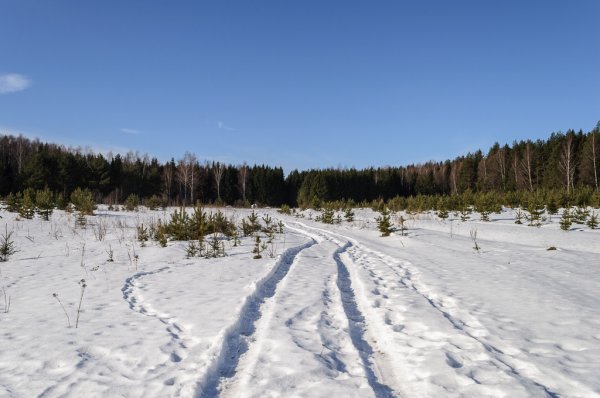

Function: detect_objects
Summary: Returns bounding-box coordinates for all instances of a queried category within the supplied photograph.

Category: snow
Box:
[0,206,599,397]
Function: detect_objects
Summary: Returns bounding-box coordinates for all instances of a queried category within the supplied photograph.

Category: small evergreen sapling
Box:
[376,208,392,237]
[252,235,263,259]
[587,212,598,229]
[514,208,524,224]
[0,226,16,262]
[344,208,355,222]
[137,224,149,247]
[19,190,35,220]
[559,208,572,231]
[35,188,54,221]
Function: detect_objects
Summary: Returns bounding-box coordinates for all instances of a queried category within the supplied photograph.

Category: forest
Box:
[1,124,599,209]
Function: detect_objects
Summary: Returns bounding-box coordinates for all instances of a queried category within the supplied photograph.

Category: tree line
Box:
[1,123,598,207]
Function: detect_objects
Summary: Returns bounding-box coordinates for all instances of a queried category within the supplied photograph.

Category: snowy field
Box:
[0,206,599,397]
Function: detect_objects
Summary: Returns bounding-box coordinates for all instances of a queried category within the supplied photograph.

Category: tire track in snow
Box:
[289,224,399,398]
[353,245,565,398]
[334,242,397,398]
[291,221,580,397]
[194,237,316,398]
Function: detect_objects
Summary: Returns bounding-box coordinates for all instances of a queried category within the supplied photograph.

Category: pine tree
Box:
[0,226,16,262]
[35,188,54,221]
[587,212,598,229]
[19,190,35,219]
[559,208,572,231]
[252,235,262,259]
[344,208,355,222]
[376,208,392,237]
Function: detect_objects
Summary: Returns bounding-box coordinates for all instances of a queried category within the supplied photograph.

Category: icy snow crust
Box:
[0,207,599,397]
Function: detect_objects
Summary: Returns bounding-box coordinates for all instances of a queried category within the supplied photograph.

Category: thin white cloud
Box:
[0,73,32,94]
[120,128,141,135]
[217,121,235,131]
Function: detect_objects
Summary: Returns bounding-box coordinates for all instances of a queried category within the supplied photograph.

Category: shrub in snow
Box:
[587,212,598,229]
[19,190,35,220]
[376,208,392,237]
[0,225,16,262]
[137,224,149,247]
[278,204,291,215]
[5,192,20,213]
[252,235,263,259]
[514,208,524,224]
[70,188,95,215]
[35,188,54,221]
[344,208,355,222]
[124,194,140,212]
[559,209,572,231]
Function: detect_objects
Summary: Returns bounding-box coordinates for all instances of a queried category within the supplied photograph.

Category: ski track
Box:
[194,237,317,398]
[288,221,594,397]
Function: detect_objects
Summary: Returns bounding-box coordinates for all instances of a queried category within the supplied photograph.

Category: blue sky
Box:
[1,1,599,172]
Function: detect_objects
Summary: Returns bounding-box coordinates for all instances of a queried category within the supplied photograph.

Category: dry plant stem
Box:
[3,287,10,313]
[53,293,71,327]
[76,280,86,329]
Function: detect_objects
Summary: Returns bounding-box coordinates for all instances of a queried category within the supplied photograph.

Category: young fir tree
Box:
[526,199,545,227]
[376,208,393,237]
[459,206,471,222]
[587,212,598,229]
[70,188,95,215]
[514,208,524,224]
[0,226,16,262]
[35,188,54,221]
[559,208,572,231]
[252,235,263,259]
[321,207,335,224]
[19,190,35,219]
[344,208,355,222]
[5,192,20,213]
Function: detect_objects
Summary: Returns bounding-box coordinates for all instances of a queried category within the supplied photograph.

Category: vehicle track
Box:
[289,220,589,397]
[195,237,316,397]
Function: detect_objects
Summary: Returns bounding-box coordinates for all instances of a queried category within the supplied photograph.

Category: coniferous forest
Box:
[1,124,599,209]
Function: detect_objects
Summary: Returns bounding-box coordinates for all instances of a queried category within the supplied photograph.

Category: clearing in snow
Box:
[0,206,599,397]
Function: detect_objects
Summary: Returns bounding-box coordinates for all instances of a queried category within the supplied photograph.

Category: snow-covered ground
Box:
[0,206,599,397]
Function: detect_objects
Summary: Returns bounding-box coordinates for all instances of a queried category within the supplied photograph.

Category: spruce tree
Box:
[35,188,54,221]
[344,208,355,222]
[19,190,35,219]
[559,208,572,231]
[587,212,598,229]
[376,208,392,237]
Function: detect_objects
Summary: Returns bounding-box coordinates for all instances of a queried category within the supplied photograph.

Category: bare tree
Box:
[450,161,460,195]
[239,162,249,203]
[177,152,197,205]
[213,162,225,203]
[559,135,575,194]
[519,142,535,192]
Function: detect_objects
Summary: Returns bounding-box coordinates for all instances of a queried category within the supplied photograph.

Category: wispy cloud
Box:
[0,73,32,94]
[217,121,235,131]
[120,128,141,135]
